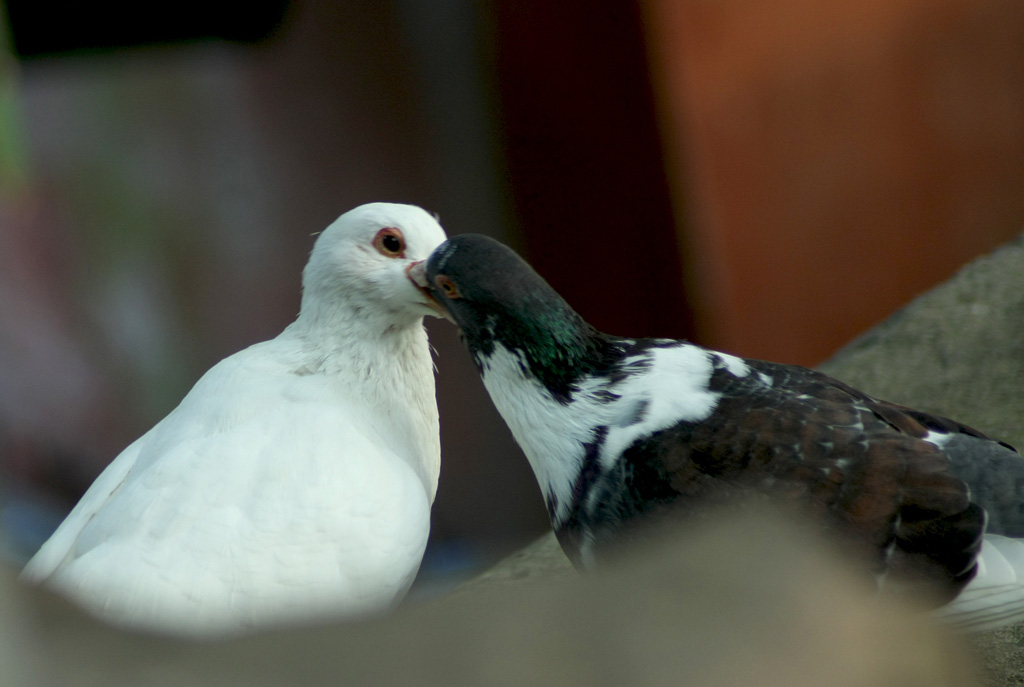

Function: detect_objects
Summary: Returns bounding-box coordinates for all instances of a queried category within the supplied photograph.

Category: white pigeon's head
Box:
[299,203,448,327]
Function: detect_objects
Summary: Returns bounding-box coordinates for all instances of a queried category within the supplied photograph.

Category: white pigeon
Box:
[21,202,448,637]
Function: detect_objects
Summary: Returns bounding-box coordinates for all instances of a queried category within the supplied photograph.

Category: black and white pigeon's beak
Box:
[406,260,452,321]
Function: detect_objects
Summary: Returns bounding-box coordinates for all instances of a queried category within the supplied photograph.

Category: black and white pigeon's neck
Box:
[424,234,733,535]
[424,236,608,521]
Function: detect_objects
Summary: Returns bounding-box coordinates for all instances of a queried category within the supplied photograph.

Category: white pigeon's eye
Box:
[435,275,460,299]
[373,228,406,258]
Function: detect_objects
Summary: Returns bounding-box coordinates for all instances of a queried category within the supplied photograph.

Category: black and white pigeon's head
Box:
[422,234,606,395]
[301,203,448,326]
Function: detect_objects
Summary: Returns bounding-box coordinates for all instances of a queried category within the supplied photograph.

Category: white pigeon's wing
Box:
[20,430,151,583]
[935,534,1024,632]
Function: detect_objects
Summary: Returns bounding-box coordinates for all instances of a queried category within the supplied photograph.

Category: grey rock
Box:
[454,529,575,593]
[818,233,1024,450]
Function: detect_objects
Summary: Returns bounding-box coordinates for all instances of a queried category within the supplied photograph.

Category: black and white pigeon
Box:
[419,233,1024,632]
[22,203,449,637]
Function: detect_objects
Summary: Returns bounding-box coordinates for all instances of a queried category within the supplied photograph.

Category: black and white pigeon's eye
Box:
[434,275,460,299]
[373,228,406,258]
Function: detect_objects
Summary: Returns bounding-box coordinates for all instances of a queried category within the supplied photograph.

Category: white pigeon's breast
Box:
[30,342,436,636]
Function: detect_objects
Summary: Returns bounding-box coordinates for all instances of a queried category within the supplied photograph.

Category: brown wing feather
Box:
[616,359,984,603]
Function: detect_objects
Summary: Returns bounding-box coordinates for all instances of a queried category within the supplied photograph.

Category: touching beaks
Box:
[406,261,453,321]
[407,260,430,289]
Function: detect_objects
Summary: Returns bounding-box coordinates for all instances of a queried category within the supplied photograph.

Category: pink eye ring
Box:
[373,228,405,257]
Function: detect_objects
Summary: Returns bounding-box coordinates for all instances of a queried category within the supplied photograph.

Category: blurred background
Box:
[0,0,1022,587]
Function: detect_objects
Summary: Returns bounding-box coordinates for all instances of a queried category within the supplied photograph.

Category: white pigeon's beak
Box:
[407,260,430,289]
[406,261,452,321]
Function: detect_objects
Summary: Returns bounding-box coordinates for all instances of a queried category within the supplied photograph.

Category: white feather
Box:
[599,346,723,470]
[935,534,1024,632]
[21,203,446,637]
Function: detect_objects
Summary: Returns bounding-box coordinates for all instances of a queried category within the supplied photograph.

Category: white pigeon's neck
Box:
[286,302,432,385]
[294,287,423,341]
[284,308,441,499]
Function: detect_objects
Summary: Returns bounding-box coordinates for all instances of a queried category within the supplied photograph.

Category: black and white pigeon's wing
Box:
[766,365,1024,628]
[558,351,985,601]
[564,348,1024,626]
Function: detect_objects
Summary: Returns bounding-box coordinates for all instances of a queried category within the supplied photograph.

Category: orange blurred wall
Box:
[642,0,1024,365]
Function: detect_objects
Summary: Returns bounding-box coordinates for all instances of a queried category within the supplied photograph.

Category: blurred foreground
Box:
[5,505,978,687]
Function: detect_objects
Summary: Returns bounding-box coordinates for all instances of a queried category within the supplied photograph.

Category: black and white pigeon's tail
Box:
[936,534,1024,632]
[925,425,1024,631]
